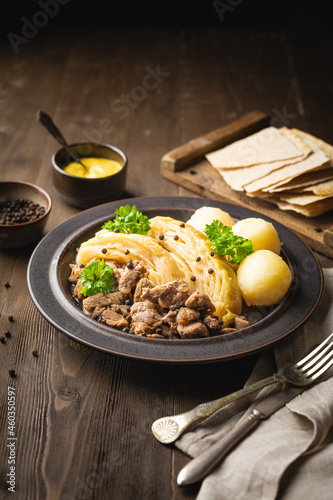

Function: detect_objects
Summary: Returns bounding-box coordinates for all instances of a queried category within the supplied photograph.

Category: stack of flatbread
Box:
[206,126,333,217]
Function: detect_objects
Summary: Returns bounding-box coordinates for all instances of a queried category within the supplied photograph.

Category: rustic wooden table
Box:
[0,21,332,500]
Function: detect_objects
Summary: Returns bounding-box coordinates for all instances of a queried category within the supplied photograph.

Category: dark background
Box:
[1,0,331,36]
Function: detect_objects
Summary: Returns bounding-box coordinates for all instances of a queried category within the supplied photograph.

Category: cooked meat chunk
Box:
[69,265,83,283]
[71,257,249,340]
[133,277,152,302]
[234,316,250,330]
[83,291,124,316]
[118,262,147,294]
[161,309,178,336]
[185,291,215,313]
[160,324,177,339]
[100,309,128,329]
[162,309,177,326]
[177,321,209,339]
[73,281,85,301]
[142,280,189,308]
[130,301,163,336]
[176,307,200,325]
[91,306,106,319]
[203,315,220,330]
[110,304,130,315]
[221,327,237,333]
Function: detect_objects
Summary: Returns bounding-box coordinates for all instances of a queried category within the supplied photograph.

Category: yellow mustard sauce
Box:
[64,157,122,178]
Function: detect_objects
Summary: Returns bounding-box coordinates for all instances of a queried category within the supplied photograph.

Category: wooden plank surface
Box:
[0,23,332,500]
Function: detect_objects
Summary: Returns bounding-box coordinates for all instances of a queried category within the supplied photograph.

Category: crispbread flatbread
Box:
[212,127,311,191]
[243,131,330,193]
[302,179,333,196]
[217,156,301,191]
[291,129,333,165]
[264,167,333,193]
[206,126,308,169]
[243,148,329,193]
[277,192,333,206]
[270,196,333,217]
[206,123,333,217]
[279,127,313,156]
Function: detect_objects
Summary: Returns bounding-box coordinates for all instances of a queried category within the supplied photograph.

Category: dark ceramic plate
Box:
[27,197,323,364]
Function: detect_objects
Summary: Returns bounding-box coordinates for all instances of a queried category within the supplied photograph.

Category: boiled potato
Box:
[237,249,292,306]
[232,217,281,255]
[187,206,235,233]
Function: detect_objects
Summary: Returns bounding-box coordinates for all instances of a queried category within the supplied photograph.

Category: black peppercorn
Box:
[210,252,215,257]
[101,248,107,254]
[191,276,196,282]
[124,249,130,255]
[180,223,185,227]
[196,256,201,262]
[159,234,164,240]
[126,262,134,269]
[0,198,45,225]
[208,268,214,274]
[174,235,179,240]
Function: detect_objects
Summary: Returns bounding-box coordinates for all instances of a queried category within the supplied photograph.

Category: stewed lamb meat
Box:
[130,301,163,336]
[69,262,250,339]
[176,306,200,325]
[100,308,129,329]
[118,262,147,294]
[133,277,152,302]
[82,291,125,317]
[184,290,215,314]
[141,280,190,308]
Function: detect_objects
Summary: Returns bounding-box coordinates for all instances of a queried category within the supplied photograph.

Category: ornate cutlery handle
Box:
[177,408,263,486]
[151,374,279,444]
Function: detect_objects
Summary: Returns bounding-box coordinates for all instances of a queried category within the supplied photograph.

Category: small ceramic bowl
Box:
[52,142,128,208]
[0,181,52,249]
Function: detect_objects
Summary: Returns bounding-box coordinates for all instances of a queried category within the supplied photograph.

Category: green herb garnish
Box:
[102,205,151,234]
[79,259,115,297]
[204,220,253,265]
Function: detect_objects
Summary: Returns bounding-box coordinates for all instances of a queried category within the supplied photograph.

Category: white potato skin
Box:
[232,217,281,255]
[187,206,235,233]
[237,249,292,306]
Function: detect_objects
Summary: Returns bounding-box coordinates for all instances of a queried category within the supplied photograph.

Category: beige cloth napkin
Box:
[176,268,333,500]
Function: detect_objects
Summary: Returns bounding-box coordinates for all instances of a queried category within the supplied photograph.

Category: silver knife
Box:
[177,384,304,486]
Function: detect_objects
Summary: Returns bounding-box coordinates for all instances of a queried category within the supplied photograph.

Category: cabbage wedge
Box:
[148,216,242,321]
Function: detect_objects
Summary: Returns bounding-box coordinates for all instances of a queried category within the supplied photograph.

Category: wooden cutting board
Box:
[160,110,333,258]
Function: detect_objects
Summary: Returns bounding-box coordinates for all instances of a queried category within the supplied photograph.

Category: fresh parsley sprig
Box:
[102,205,151,234]
[204,220,253,265]
[79,259,115,297]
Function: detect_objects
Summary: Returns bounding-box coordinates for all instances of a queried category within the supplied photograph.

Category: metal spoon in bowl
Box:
[37,110,87,170]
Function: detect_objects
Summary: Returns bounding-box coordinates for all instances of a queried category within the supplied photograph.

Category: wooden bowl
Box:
[51,142,128,208]
[0,181,52,249]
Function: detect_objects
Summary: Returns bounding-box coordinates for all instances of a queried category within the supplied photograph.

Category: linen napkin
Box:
[176,268,333,500]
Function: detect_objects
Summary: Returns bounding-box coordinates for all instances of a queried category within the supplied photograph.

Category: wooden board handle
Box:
[324,225,333,248]
[161,110,270,172]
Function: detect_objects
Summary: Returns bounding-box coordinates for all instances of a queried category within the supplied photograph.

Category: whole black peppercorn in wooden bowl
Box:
[0,181,52,248]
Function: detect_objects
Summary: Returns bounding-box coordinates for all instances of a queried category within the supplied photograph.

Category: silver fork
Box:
[152,333,333,444]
